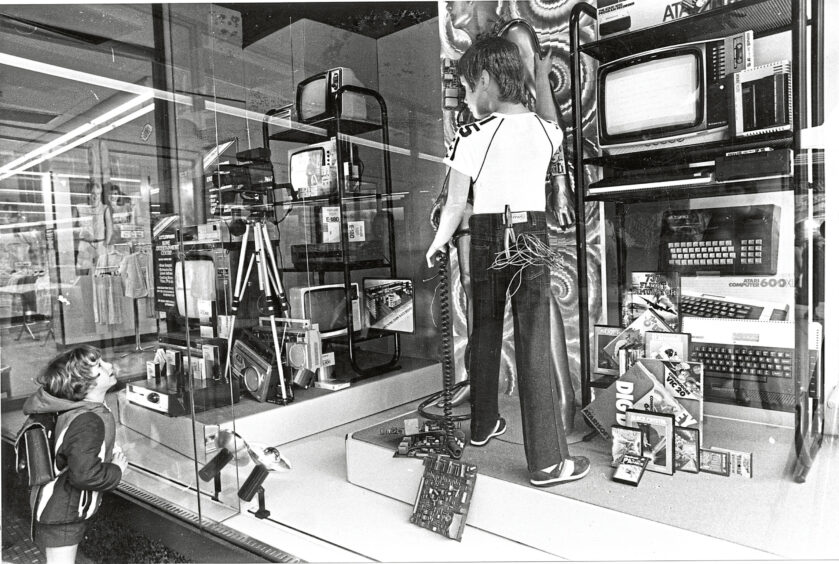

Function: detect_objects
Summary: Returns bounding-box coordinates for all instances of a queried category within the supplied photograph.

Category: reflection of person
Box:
[107,183,133,245]
[73,182,112,271]
[21,346,128,564]
[425,37,588,487]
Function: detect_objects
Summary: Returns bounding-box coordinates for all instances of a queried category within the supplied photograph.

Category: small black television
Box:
[296,67,368,124]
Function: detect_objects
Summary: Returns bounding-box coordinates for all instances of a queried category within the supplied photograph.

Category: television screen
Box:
[288,283,361,337]
[603,53,700,137]
[298,76,328,122]
[303,290,348,334]
[175,258,217,319]
[289,148,325,193]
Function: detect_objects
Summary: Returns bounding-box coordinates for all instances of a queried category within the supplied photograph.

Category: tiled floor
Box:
[1,494,94,564]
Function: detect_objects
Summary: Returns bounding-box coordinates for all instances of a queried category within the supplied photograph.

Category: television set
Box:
[288,138,362,200]
[296,67,368,124]
[289,139,339,199]
[287,283,362,339]
[597,32,751,154]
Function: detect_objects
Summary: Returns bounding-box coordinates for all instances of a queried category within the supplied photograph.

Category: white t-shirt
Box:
[443,112,562,214]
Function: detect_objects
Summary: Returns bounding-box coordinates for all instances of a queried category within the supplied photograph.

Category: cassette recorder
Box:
[230,336,292,403]
[284,325,322,372]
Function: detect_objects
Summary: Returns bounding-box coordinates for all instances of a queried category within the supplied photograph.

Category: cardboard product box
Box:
[596,0,744,40]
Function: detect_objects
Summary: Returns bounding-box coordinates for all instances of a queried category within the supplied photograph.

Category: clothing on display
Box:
[93,250,126,326]
[443,109,566,474]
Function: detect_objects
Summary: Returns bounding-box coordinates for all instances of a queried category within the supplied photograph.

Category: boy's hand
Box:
[425,243,447,268]
[112,448,128,473]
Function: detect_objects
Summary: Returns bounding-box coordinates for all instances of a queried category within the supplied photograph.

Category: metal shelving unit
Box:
[263,86,401,377]
[570,0,825,481]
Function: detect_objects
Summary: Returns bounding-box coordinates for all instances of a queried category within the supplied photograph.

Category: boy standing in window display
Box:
[425,36,589,486]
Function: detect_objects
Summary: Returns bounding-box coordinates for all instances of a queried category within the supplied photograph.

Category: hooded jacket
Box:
[22,388,122,527]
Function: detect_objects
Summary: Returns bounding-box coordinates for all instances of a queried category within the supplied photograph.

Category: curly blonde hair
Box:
[37,345,102,401]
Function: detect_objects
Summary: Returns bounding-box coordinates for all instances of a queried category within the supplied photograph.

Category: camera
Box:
[207,148,275,220]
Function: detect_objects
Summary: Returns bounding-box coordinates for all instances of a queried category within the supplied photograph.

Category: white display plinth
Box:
[345,405,812,560]
[119,357,440,463]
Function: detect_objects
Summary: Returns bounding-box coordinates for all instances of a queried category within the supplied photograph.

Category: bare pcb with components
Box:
[410,455,477,541]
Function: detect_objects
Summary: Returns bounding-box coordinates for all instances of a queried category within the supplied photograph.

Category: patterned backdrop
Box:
[437,0,603,404]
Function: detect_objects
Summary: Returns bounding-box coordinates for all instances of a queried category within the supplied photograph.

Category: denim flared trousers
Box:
[468,211,570,473]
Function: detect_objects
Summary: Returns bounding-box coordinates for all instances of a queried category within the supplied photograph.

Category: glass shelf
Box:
[580,0,793,63]
[269,118,382,143]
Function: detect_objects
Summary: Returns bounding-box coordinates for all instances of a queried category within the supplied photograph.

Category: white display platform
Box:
[346,397,836,559]
[119,356,440,463]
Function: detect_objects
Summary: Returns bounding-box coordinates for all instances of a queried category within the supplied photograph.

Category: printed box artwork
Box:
[622,272,681,331]
[594,325,622,377]
[582,359,698,440]
[636,358,704,428]
[700,448,730,476]
[612,453,649,486]
[712,447,753,478]
[645,331,691,362]
[625,409,675,475]
[611,425,644,467]
[674,427,700,473]
[618,347,644,376]
[604,308,672,365]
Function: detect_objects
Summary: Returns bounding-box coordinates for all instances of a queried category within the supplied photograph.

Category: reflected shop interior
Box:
[1,1,837,562]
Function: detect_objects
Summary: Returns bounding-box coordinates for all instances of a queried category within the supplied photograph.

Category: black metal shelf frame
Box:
[263,86,401,378]
[570,0,825,482]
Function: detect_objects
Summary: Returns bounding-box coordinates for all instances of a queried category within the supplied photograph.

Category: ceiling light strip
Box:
[0,104,154,181]
[0,93,153,176]
[0,53,192,106]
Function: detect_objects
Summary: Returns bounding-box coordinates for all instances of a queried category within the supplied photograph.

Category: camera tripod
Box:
[223,218,293,404]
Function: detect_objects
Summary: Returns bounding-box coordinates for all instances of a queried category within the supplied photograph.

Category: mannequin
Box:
[73,181,112,273]
[432,18,577,432]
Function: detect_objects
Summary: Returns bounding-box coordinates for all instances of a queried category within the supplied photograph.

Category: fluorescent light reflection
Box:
[0,53,192,106]
[0,93,153,177]
[205,99,444,164]
[0,104,154,181]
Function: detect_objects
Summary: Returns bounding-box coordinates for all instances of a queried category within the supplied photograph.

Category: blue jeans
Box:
[468,211,570,473]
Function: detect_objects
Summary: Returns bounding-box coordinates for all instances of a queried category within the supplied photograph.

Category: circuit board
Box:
[393,420,466,458]
[410,455,477,541]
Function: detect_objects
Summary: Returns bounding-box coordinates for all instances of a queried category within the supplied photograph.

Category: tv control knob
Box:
[147,392,160,404]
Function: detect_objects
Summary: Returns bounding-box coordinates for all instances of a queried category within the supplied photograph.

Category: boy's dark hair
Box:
[37,345,102,401]
[457,36,529,105]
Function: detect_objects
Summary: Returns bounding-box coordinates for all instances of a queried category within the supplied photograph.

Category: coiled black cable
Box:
[434,247,463,458]
[417,246,471,426]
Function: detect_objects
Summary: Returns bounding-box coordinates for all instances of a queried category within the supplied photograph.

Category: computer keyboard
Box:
[681,290,788,321]
[659,204,780,275]
[691,343,793,382]
[682,318,822,412]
